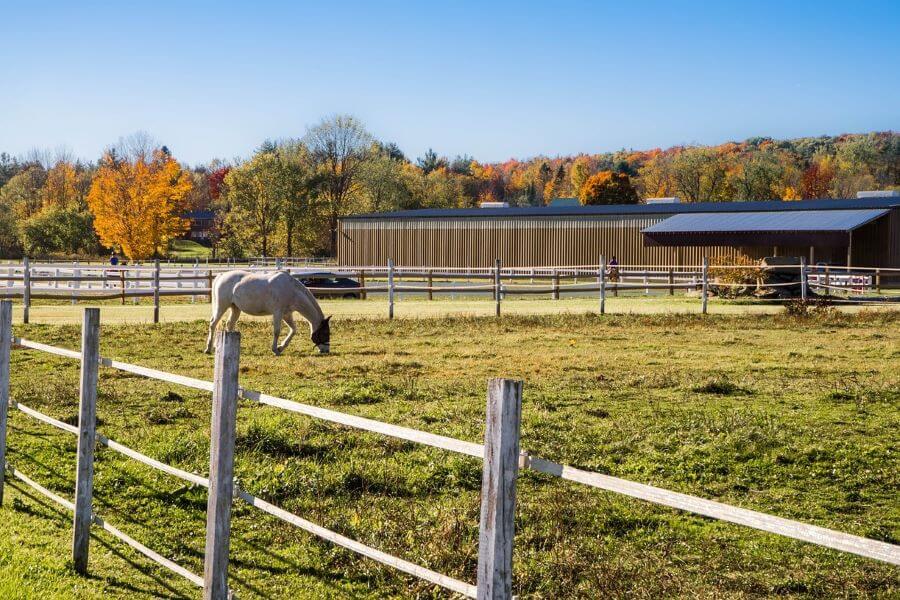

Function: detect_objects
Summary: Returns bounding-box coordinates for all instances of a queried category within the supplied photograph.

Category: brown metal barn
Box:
[337,195,900,268]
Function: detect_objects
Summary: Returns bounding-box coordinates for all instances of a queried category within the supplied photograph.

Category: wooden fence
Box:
[3,257,898,325]
[0,302,898,597]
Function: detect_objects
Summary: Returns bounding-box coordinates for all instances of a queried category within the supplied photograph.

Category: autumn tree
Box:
[579,171,639,205]
[304,115,372,255]
[570,157,591,197]
[220,152,285,257]
[87,147,193,259]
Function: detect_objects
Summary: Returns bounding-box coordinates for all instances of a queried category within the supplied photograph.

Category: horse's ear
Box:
[325,316,332,323]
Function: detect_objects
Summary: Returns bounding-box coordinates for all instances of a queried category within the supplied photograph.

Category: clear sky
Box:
[2,0,898,166]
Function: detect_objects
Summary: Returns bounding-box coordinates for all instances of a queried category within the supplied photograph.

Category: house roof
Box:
[641,208,890,247]
[341,196,900,221]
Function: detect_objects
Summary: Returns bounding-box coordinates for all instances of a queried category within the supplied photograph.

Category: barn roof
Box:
[641,208,890,247]
[342,196,900,220]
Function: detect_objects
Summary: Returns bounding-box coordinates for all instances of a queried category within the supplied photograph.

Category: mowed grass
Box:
[9,294,899,326]
[0,310,898,598]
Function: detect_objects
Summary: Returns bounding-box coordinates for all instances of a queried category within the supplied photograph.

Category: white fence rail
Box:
[0,303,898,598]
[3,257,898,325]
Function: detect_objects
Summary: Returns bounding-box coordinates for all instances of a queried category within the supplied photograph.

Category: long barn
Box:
[337,194,900,268]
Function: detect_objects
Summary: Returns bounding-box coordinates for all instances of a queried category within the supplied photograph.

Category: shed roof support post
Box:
[477,378,523,600]
[72,307,100,574]
[203,330,240,600]
[0,301,11,506]
[800,256,808,302]
[701,257,709,315]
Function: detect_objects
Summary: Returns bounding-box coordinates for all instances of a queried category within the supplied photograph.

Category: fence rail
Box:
[0,302,898,598]
[3,258,898,325]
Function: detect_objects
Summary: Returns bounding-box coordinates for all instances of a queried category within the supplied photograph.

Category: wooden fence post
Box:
[388,259,395,320]
[875,268,881,294]
[203,330,240,600]
[668,267,675,296]
[207,270,214,303]
[72,307,100,574]
[644,269,649,295]
[0,301,11,505]
[153,260,161,324]
[359,270,367,300]
[800,256,808,302]
[701,257,709,315]
[552,269,559,300]
[120,270,126,305]
[598,256,606,315]
[23,257,30,324]
[477,378,523,600]
[494,259,501,317]
[427,269,433,301]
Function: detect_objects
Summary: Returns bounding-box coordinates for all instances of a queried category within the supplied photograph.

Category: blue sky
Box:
[1,1,898,166]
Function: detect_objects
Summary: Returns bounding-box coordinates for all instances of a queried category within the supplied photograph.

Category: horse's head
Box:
[311,316,331,353]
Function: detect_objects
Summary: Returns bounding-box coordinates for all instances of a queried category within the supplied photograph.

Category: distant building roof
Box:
[186,210,215,220]
[343,196,900,221]
[642,208,890,247]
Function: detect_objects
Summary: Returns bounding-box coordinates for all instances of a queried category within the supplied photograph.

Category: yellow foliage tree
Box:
[42,162,81,209]
[87,149,193,259]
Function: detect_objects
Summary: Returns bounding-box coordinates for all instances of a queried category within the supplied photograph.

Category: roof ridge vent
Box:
[645,197,681,204]
[479,201,510,208]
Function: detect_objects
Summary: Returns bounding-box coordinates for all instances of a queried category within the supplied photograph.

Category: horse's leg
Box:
[278,313,297,353]
[204,302,230,354]
[225,306,241,332]
[271,311,283,355]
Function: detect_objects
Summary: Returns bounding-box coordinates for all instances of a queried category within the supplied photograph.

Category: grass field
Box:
[9,294,899,325]
[0,310,898,598]
[169,240,212,260]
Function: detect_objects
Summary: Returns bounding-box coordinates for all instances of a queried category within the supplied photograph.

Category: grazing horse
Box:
[204,270,331,355]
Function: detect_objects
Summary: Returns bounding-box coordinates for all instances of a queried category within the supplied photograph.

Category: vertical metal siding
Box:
[336,208,898,267]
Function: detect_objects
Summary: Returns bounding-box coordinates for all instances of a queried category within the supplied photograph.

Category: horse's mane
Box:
[287,273,325,321]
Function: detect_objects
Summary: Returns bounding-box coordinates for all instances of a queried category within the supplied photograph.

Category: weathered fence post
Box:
[477,378,523,600]
[598,256,606,315]
[668,267,675,296]
[701,257,709,315]
[203,330,240,600]
[875,268,881,294]
[494,259,501,317]
[153,259,161,324]
[644,269,650,295]
[552,269,559,300]
[207,270,214,302]
[359,270,367,300]
[824,266,830,291]
[0,301,11,505]
[800,256,808,302]
[23,257,31,324]
[120,270,126,305]
[72,307,100,574]
[388,259,395,320]
[427,269,433,301]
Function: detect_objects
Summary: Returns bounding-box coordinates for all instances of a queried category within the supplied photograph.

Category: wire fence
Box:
[0,303,898,598]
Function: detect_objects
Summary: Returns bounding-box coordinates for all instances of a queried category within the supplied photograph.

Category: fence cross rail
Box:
[0,302,897,600]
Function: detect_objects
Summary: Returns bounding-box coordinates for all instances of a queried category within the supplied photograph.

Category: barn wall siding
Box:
[338,216,740,267]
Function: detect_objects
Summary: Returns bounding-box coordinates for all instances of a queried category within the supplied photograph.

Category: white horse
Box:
[204,270,331,355]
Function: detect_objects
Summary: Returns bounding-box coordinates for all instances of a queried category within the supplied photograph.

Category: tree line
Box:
[0,117,897,259]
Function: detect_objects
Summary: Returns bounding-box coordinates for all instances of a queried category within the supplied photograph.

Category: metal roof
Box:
[641,208,890,248]
[342,196,900,221]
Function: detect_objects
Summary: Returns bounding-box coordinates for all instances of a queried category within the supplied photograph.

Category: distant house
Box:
[185,210,215,244]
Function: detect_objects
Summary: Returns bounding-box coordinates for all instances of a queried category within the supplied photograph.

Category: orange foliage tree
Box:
[87,148,193,259]
[579,171,639,205]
